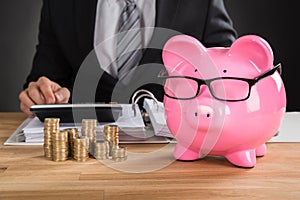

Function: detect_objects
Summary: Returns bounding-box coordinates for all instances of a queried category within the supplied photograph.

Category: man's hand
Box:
[19,76,70,116]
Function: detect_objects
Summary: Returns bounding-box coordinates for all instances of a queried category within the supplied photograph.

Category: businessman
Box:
[19,0,237,116]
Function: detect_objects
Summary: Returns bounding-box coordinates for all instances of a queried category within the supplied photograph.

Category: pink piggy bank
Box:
[161,35,286,168]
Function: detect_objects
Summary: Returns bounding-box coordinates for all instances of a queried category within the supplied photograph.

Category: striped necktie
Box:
[116,0,143,80]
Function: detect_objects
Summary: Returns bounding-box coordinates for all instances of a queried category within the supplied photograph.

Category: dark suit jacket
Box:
[25,0,237,103]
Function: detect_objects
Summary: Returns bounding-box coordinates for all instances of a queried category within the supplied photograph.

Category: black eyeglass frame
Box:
[159,63,282,102]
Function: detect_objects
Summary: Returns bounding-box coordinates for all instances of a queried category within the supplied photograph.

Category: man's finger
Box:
[20,102,34,116]
[27,85,46,105]
[19,90,36,108]
[37,77,56,104]
[54,87,70,103]
[19,90,35,116]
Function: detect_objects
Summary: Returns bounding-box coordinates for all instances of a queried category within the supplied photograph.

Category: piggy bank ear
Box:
[229,35,274,70]
[162,35,217,77]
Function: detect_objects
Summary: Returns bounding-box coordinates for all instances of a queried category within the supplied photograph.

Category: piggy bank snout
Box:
[194,106,213,119]
[184,101,214,129]
[187,87,214,119]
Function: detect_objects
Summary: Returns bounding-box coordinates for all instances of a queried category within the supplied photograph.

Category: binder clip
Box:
[131,89,159,126]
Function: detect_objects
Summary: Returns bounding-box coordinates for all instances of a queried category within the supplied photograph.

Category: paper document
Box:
[143,98,173,138]
[10,104,150,145]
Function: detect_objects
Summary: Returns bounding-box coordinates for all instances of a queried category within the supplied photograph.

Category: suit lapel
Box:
[155,0,180,28]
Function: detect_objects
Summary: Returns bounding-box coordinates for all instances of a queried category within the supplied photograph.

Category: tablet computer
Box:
[30,103,123,123]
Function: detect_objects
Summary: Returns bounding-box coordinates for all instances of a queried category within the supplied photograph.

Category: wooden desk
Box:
[0,112,299,200]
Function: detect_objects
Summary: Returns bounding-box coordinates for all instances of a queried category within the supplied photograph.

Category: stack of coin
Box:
[81,119,97,138]
[73,137,90,162]
[111,146,127,162]
[51,130,69,162]
[81,119,97,155]
[65,128,79,158]
[93,140,109,160]
[43,118,60,158]
[103,125,119,156]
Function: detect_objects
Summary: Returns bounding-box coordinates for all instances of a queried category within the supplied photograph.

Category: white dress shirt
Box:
[94,0,156,79]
